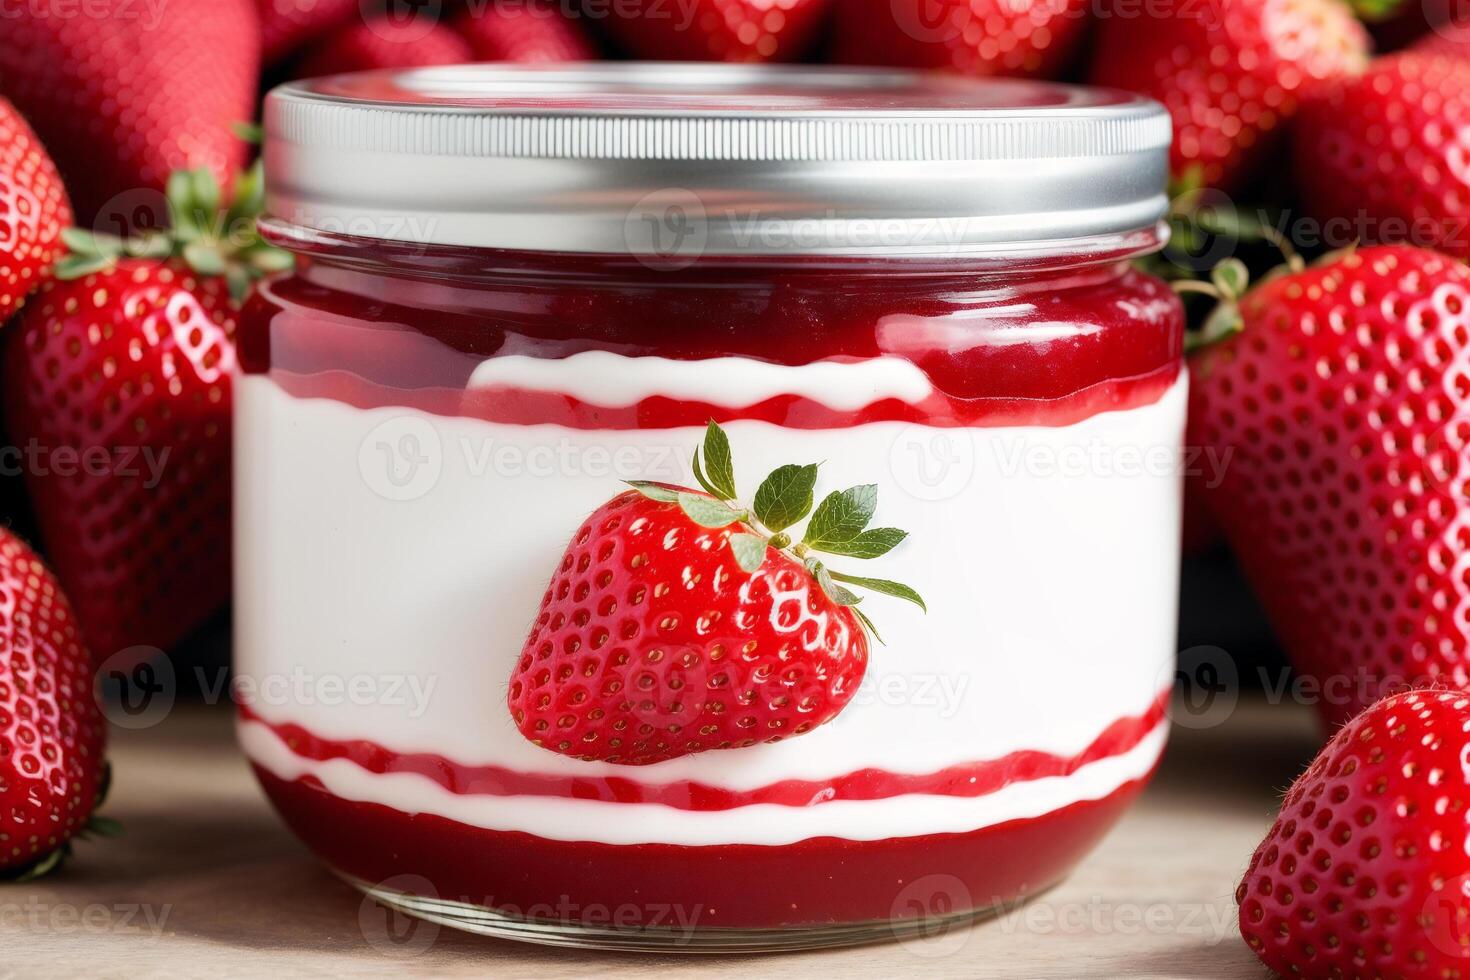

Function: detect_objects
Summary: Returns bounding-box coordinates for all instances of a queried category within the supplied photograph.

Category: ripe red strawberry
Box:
[259,0,360,64]
[0,0,259,224]
[601,0,831,62]
[833,0,1091,79]
[1294,53,1470,260]
[1238,689,1470,976]
[0,527,109,877]
[1413,20,1470,58]
[1090,0,1369,189]
[454,2,598,62]
[3,168,291,662]
[298,13,475,76]
[0,98,71,324]
[509,424,924,765]
[1189,246,1470,727]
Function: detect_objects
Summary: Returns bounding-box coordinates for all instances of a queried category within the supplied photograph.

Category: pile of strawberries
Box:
[3,0,1470,971]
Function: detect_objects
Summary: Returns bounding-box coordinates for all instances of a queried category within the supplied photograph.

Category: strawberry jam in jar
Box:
[237,64,1183,951]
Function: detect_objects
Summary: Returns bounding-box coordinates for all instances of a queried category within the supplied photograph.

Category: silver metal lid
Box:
[263,63,1171,259]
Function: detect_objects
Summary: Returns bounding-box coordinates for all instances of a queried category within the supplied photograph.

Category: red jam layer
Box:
[239,691,1166,810]
[239,253,1183,429]
[255,766,1149,929]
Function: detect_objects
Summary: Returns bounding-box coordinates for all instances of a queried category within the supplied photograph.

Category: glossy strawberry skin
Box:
[455,2,597,62]
[0,528,105,873]
[602,0,831,63]
[1189,246,1470,727]
[259,0,360,64]
[298,15,474,76]
[3,260,238,663]
[833,0,1090,80]
[509,490,868,766]
[1294,53,1470,261]
[1090,0,1369,189]
[0,0,258,224]
[0,99,71,324]
[1238,690,1470,976]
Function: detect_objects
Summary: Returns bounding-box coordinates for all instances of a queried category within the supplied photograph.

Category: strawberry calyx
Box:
[54,162,292,302]
[628,421,926,644]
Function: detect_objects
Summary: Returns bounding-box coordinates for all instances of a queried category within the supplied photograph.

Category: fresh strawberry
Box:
[1188,246,1470,727]
[298,13,475,76]
[0,98,71,324]
[1238,689,1470,976]
[0,527,110,878]
[1295,53,1470,259]
[1089,0,1370,189]
[509,423,924,766]
[454,2,598,62]
[601,0,831,62]
[832,0,1091,79]
[3,167,291,663]
[0,0,258,224]
[1412,19,1470,57]
[259,0,361,64]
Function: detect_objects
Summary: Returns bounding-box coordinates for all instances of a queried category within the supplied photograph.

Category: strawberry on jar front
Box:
[235,64,1185,950]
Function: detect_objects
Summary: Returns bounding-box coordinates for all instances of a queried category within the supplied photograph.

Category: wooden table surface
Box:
[0,695,1315,978]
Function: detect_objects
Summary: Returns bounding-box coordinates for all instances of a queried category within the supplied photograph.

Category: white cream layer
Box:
[240,715,1167,846]
[235,361,1185,844]
[467,351,936,410]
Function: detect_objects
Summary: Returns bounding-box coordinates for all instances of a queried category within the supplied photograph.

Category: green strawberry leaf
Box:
[54,254,117,280]
[813,562,863,607]
[190,169,221,226]
[803,485,877,551]
[183,241,226,277]
[60,228,125,259]
[729,532,768,573]
[626,481,680,503]
[816,527,908,559]
[677,492,742,528]
[752,463,819,533]
[700,421,737,500]
[232,120,265,144]
[828,570,927,613]
[854,608,885,646]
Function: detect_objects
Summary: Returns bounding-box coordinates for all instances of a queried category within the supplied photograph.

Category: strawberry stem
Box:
[54,163,291,302]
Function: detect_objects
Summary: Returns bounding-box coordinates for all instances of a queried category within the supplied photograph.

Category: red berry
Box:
[1090,0,1368,189]
[4,258,239,661]
[258,0,360,64]
[601,0,831,63]
[1189,246,1470,726]
[298,14,474,76]
[0,528,107,875]
[509,490,868,765]
[833,0,1091,79]
[0,0,259,223]
[454,2,597,62]
[0,98,71,323]
[1294,52,1470,260]
[1238,689,1470,976]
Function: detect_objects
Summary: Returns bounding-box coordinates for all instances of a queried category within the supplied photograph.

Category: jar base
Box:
[343,871,1058,953]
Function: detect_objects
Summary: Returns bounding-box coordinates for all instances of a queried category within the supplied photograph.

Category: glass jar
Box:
[236,64,1183,951]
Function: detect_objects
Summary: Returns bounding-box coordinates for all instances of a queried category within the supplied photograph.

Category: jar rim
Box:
[263,63,1172,258]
